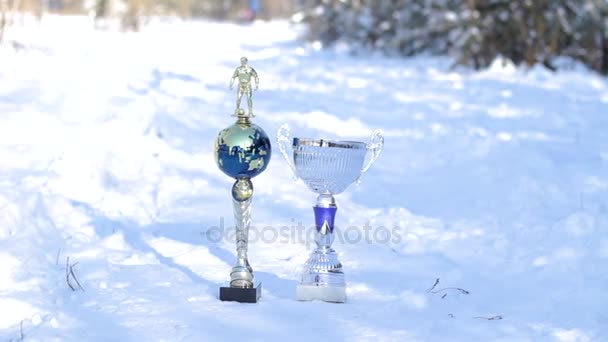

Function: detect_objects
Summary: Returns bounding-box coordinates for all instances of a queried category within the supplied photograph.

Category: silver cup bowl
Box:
[293,138,367,195]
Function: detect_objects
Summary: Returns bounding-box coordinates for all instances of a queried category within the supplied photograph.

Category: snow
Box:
[0,16,607,341]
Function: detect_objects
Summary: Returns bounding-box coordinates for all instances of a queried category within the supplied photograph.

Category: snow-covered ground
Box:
[0,16,607,341]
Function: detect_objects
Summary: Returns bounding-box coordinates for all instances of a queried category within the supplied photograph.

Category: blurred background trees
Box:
[301,0,608,74]
[1,0,24,42]
[2,0,607,75]
[1,0,299,33]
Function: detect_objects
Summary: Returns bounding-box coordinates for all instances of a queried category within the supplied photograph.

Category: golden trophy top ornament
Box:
[230,57,259,119]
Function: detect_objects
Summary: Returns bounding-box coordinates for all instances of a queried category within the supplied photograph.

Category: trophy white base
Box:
[296,284,346,303]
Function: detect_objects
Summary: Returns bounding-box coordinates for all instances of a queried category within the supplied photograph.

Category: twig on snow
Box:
[430,287,470,295]
[426,278,440,293]
[65,256,84,291]
[55,249,61,266]
[66,257,75,291]
[70,262,84,291]
[474,315,503,320]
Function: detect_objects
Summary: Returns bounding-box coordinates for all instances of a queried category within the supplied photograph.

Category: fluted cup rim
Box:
[293,137,367,150]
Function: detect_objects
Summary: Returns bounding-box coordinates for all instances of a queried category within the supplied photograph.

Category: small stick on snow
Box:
[66,257,76,291]
[474,315,503,320]
[430,287,470,295]
[69,262,85,291]
[55,249,61,266]
[426,278,440,293]
[65,256,84,291]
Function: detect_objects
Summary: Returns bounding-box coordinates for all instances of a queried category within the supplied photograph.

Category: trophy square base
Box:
[296,284,346,303]
[219,282,262,303]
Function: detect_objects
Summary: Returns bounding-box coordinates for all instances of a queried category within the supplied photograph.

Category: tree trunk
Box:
[602,36,608,74]
[0,0,6,43]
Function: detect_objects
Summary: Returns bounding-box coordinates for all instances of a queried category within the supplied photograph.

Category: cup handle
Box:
[277,123,298,180]
[357,129,384,183]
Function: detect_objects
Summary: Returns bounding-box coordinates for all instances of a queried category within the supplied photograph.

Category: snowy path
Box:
[0,17,607,341]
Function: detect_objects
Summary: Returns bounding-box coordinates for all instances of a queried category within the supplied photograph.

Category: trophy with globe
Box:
[277,124,383,303]
[214,57,270,303]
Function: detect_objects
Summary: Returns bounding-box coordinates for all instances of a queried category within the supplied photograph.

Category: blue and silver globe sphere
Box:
[214,122,271,179]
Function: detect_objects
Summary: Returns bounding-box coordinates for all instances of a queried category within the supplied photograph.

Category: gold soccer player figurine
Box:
[230,57,259,117]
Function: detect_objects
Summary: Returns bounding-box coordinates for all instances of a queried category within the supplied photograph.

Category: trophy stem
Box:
[230,178,254,288]
[297,193,346,303]
[313,193,337,249]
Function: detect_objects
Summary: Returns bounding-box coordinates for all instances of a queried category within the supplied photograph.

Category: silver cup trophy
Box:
[277,124,384,303]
